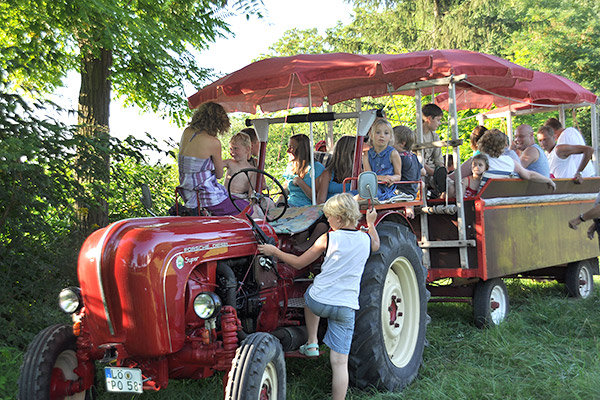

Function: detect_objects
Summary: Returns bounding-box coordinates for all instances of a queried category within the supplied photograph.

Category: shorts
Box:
[304,290,355,355]
[207,197,247,216]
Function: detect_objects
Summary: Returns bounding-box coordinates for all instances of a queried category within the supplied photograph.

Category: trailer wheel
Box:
[18,324,94,400]
[349,222,428,391]
[565,260,594,299]
[473,278,509,328]
[225,332,286,400]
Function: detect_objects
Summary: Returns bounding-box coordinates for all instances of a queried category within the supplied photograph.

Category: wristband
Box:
[579,214,586,222]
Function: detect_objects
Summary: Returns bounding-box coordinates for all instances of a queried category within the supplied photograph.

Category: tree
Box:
[508,0,600,93]
[0,0,264,229]
[260,28,329,58]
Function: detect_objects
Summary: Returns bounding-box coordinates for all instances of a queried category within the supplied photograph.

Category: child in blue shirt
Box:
[362,118,402,201]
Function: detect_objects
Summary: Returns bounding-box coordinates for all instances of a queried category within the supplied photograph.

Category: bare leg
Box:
[304,306,320,344]
[330,350,349,400]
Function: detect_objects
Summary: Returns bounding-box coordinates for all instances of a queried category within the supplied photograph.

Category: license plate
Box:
[104,367,143,393]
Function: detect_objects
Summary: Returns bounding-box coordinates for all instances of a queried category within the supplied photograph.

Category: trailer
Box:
[421,178,600,326]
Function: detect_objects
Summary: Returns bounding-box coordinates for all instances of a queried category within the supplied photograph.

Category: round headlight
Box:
[193,292,222,319]
[59,287,82,314]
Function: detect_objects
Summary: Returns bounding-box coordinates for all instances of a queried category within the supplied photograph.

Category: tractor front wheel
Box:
[225,332,286,400]
[18,324,94,400]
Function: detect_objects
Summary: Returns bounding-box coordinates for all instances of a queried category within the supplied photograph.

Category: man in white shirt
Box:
[536,125,594,183]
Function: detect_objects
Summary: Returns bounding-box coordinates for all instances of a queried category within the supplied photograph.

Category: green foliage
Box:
[0,0,265,122]
[260,28,329,59]
[508,0,600,93]
[0,84,179,348]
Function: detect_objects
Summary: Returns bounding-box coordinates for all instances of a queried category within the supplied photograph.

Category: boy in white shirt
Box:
[259,193,380,400]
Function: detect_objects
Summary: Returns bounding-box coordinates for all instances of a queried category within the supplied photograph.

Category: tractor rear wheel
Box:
[349,222,429,391]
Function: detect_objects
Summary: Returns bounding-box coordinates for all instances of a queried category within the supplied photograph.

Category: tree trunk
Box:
[77,47,112,230]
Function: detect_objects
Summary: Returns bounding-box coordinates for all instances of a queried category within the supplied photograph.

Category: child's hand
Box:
[257,244,277,256]
[292,177,302,186]
[366,207,377,225]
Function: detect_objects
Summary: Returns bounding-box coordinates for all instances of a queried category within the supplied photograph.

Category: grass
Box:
[2,278,600,399]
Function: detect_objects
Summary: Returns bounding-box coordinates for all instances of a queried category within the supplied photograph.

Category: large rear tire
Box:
[18,324,94,400]
[565,260,594,299]
[349,222,429,391]
[224,332,286,400]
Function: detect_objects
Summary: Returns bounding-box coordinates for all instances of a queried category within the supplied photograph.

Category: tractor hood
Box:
[77,215,273,356]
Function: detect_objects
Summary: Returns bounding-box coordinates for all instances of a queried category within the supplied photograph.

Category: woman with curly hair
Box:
[178,102,245,216]
[477,129,555,190]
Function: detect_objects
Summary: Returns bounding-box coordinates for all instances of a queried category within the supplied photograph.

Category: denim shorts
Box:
[304,290,355,355]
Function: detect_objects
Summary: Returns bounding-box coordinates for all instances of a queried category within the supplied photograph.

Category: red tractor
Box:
[18,109,430,399]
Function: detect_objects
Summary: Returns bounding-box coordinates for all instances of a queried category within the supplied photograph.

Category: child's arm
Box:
[362,152,372,172]
[316,169,332,204]
[387,150,403,183]
[258,233,327,270]
[366,208,380,252]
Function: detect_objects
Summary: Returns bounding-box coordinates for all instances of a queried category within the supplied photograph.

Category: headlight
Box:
[193,292,222,319]
[59,287,83,314]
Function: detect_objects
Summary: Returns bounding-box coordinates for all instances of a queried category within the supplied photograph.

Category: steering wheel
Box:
[227,168,288,222]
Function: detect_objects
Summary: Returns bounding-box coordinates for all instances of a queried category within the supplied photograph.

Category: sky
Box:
[53,0,354,161]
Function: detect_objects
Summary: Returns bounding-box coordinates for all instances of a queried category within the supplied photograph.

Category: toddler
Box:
[462,153,489,197]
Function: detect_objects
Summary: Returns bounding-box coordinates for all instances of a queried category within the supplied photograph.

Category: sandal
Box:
[299,342,319,357]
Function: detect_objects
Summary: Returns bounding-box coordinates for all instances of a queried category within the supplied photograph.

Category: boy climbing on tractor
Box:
[258,193,380,400]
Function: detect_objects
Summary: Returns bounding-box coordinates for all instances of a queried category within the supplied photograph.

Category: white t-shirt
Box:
[488,154,516,175]
[309,229,371,310]
[548,127,594,178]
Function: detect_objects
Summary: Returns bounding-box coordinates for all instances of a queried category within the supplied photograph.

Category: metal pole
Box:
[448,81,469,269]
[559,105,566,126]
[326,103,334,150]
[308,83,317,205]
[592,102,599,176]
[415,89,431,268]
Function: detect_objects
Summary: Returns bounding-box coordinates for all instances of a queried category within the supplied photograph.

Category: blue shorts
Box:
[304,290,355,355]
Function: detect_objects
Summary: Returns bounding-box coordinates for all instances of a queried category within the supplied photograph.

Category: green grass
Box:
[3,278,600,399]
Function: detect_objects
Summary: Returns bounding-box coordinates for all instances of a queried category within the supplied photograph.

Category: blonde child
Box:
[258,193,380,400]
[362,118,402,201]
[462,153,489,197]
[223,132,256,196]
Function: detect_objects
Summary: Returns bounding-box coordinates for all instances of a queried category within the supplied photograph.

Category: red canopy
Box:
[187,50,535,113]
[434,70,597,111]
[187,53,433,113]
